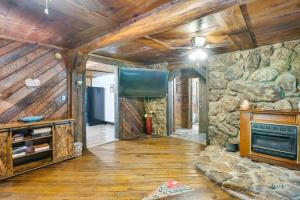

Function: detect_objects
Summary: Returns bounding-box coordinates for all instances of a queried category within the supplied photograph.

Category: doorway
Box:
[172,77,200,140]
[85,61,118,148]
[167,68,208,144]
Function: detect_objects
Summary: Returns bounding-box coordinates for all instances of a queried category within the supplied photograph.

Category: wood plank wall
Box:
[0,38,68,123]
[174,77,189,129]
[119,98,145,139]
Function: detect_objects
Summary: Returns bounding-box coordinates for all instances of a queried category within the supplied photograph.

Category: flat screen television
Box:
[119,68,169,97]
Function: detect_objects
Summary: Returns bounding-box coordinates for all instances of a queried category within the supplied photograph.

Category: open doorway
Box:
[85,61,118,148]
[169,72,206,144]
[173,77,199,133]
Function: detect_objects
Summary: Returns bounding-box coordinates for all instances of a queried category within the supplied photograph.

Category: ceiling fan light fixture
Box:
[197,49,208,60]
[189,49,207,60]
[44,8,49,15]
[189,51,197,60]
[44,0,49,15]
[193,36,206,47]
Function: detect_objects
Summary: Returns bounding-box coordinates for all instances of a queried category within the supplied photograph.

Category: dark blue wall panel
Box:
[119,68,169,97]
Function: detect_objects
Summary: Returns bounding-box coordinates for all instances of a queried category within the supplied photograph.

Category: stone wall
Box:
[208,39,300,146]
[144,98,167,135]
[145,62,168,135]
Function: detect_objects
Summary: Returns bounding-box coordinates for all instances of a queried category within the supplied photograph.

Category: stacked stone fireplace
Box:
[207,39,300,146]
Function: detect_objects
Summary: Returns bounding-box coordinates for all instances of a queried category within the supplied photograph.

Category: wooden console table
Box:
[0,119,75,180]
[240,109,300,169]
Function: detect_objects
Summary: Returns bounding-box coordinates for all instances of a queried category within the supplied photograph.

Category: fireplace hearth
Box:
[251,122,297,160]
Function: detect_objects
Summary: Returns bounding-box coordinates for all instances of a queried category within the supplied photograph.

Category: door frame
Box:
[84,63,120,147]
[189,78,200,128]
[167,68,209,144]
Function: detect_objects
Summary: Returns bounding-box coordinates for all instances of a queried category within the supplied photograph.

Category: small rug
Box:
[143,179,193,200]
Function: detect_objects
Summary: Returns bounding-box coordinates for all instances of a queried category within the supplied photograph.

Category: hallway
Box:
[0,137,236,200]
[172,123,206,144]
[86,124,117,148]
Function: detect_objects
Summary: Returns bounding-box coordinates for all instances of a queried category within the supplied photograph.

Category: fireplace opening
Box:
[251,122,298,160]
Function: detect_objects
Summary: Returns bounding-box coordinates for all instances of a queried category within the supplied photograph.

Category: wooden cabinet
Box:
[0,131,12,179]
[0,119,74,180]
[53,122,74,161]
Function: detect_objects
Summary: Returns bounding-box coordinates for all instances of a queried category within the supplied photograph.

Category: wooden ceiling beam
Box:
[214,5,255,50]
[88,54,143,68]
[76,0,241,54]
[239,4,257,47]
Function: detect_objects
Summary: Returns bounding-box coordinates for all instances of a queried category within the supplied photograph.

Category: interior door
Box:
[0,131,12,179]
[53,122,74,161]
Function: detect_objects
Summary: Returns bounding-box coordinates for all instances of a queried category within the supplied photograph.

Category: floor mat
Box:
[143,180,193,200]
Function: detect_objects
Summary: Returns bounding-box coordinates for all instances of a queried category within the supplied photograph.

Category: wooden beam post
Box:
[67,51,88,149]
[198,71,209,145]
[77,0,240,53]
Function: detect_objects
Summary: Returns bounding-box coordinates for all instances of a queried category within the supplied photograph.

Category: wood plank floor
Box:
[0,137,237,200]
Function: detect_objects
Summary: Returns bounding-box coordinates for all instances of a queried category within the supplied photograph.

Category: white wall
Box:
[92,74,115,123]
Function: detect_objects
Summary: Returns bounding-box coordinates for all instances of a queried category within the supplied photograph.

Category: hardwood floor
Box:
[0,137,236,200]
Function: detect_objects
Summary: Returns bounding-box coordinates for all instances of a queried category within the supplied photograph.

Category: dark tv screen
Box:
[119,68,169,97]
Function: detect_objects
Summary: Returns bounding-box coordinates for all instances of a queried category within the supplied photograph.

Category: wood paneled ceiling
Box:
[1,0,300,64]
[0,0,172,48]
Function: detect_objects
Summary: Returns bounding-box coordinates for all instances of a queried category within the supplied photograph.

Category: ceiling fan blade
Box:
[205,43,228,48]
[180,49,193,57]
[173,46,193,50]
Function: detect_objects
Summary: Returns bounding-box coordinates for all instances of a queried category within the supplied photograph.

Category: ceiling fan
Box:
[173,36,227,60]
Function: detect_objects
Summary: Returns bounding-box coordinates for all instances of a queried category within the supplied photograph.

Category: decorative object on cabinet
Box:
[240,100,250,109]
[19,116,44,123]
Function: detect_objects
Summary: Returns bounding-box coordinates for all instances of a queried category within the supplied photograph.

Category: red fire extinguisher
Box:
[145,116,152,135]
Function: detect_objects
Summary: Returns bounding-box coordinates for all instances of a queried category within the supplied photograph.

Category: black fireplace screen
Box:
[251,122,298,160]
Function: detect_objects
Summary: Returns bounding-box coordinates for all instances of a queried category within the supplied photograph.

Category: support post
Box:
[198,67,209,145]
[67,52,88,149]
